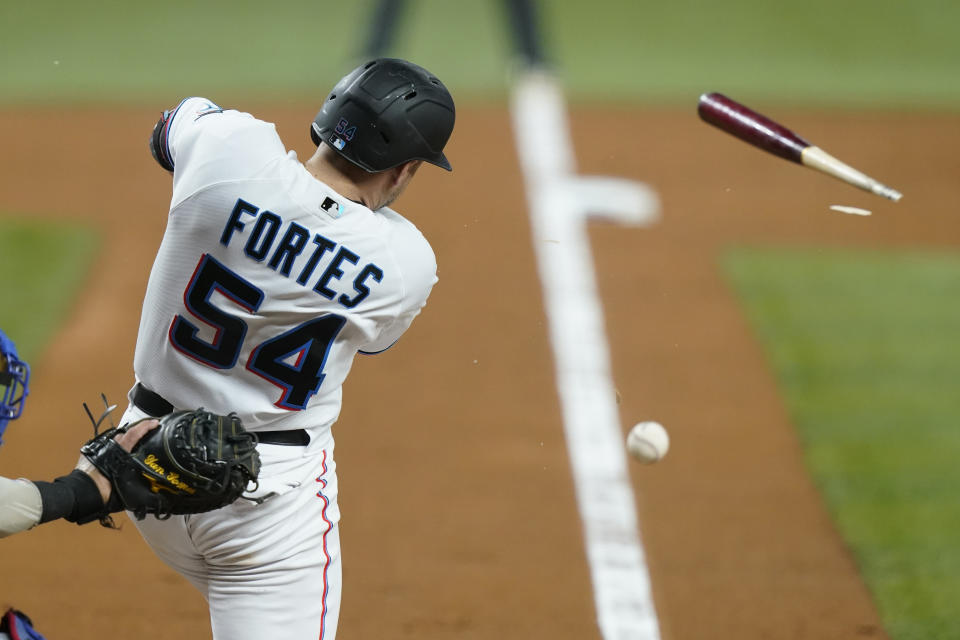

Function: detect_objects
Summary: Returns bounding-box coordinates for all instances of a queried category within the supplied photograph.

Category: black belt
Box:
[132,383,310,446]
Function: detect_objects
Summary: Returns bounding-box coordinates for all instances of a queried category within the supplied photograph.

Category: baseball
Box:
[626,421,669,464]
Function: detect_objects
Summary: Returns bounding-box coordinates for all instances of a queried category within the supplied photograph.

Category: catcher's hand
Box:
[81,409,261,523]
[76,418,159,504]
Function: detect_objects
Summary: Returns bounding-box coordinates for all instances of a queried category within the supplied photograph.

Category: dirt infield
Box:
[1,104,956,639]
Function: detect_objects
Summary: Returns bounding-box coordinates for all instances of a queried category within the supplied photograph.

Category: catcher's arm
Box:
[28,419,159,528]
[2,421,157,537]
[0,477,42,538]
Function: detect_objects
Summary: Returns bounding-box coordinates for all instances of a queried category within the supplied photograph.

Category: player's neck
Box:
[305,150,384,210]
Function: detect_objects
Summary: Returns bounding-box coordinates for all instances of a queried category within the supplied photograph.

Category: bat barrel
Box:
[698,92,811,164]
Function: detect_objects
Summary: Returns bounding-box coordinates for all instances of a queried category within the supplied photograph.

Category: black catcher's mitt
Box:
[81,409,261,523]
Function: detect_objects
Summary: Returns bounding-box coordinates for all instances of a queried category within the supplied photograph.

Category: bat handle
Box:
[801,147,903,202]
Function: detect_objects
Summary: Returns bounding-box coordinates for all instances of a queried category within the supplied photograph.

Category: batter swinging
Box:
[119,58,455,639]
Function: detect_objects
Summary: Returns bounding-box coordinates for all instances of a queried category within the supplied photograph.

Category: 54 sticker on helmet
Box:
[334,118,357,141]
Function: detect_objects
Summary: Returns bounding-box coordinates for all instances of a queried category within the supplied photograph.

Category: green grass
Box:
[0,0,507,105]
[0,0,374,105]
[544,0,960,108]
[0,217,100,362]
[724,247,960,639]
[2,0,959,107]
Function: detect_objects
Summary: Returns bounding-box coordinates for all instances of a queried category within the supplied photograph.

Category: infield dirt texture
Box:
[1,102,956,638]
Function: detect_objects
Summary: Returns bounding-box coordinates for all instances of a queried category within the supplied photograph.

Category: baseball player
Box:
[119,57,455,639]
[0,327,160,538]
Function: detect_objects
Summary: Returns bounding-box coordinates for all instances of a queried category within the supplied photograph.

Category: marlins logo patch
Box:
[195,101,224,120]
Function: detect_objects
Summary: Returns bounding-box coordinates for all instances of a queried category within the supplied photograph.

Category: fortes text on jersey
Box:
[220,198,384,310]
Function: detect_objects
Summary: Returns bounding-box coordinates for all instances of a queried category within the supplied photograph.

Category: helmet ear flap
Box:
[310,120,323,147]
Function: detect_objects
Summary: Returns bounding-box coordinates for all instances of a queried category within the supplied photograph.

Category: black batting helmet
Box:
[310,58,455,172]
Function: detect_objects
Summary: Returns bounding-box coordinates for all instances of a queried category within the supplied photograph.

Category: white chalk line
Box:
[509,70,662,640]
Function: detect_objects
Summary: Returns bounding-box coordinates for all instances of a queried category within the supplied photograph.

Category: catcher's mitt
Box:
[81,409,260,523]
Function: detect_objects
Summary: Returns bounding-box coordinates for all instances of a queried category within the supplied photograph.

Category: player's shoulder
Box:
[172,96,226,119]
[377,207,434,258]
[375,206,437,289]
[345,207,437,291]
[165,97,288,194]
[170,97,283,153]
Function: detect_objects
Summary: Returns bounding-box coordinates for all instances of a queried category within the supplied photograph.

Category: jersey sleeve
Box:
[0,476,42,538]
[359,222,438,355]
[153,97,288,207]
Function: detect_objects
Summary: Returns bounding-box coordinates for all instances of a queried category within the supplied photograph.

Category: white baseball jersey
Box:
[133,97,437,450]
